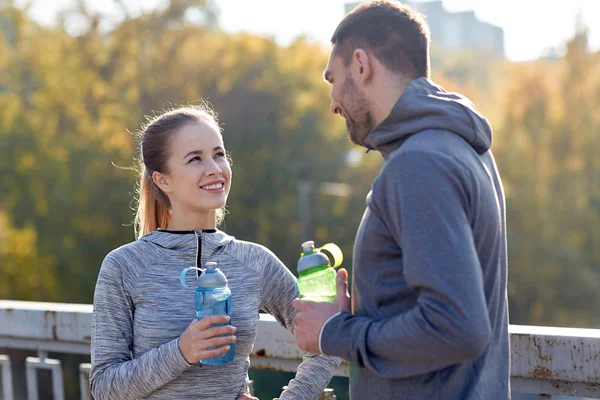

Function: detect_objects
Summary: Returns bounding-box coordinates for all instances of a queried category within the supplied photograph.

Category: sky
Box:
[14,0,600,62]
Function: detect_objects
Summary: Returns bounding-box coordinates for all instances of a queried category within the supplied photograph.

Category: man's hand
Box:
[292,268,351,354]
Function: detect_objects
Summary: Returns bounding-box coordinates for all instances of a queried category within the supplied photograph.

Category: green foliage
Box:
[494,29,600,328]
[0,2,362,304]
[1,1,599,334]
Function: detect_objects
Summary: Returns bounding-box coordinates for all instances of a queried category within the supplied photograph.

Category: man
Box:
[292,1,510,399]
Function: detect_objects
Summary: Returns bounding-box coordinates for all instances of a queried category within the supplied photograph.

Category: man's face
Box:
[324,49,374,147]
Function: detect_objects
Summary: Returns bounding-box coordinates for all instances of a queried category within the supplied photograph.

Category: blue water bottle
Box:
[180,261,236,365]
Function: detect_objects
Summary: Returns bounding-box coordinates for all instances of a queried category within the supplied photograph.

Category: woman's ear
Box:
[152,171,173,194]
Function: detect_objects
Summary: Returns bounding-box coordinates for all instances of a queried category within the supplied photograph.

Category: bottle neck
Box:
[198,286,228,293]
[299,265,330,276]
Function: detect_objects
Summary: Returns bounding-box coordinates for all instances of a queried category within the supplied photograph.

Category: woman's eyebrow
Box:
[183,150,202,159]
[184,147,224,159]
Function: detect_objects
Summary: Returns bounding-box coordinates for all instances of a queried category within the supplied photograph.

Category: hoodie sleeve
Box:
[90,252,191,400]
[257,246,342,400]
[320,150,492,379]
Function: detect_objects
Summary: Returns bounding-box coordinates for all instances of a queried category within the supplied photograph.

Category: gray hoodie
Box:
[320,78,510,399]
[91,229,340,400]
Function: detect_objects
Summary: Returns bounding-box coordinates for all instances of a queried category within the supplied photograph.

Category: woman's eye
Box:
[188,156,201,163]
[215,152,225,158]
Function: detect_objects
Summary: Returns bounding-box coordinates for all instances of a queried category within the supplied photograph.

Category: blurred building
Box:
[344,1,505,57]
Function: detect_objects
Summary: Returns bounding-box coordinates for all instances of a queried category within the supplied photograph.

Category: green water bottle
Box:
[297,240,343,303]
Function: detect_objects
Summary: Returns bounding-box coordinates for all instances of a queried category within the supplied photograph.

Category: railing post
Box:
[0,354,14,400]
[79,363,92,400]
[25,351,65,400]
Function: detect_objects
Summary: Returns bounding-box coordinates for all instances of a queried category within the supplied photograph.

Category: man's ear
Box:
[152,171,173,194]
[351,48,372,88]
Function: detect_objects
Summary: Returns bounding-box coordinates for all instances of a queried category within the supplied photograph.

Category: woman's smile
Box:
[200,179,226,193]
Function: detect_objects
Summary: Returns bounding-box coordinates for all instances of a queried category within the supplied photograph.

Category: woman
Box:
[90,105,340,400]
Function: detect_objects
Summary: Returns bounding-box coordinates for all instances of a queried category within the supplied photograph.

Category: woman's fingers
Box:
[194,315,230,330]
[198,324,236,339]
[195,334,236,349]
[182,316,237,363]
[179,317,234,363]
[197,344,232,360]
[189,320,235,342]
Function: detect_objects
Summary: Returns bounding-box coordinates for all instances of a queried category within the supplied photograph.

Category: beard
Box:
[341,77,374,147]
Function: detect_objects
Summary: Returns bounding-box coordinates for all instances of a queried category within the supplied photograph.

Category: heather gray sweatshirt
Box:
[320,78,510,399]
[90,229,340,400]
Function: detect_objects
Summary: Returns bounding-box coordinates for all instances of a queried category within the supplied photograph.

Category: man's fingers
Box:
[292,298,315,312]
[336,268,351,312]
[336,268,348,295]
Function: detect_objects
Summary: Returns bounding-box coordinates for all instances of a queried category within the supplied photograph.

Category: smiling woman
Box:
[141,110,232,234]
[88,104,340,400]
[134,106,230,237]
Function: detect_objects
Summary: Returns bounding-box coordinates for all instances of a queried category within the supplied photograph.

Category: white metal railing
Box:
[1,300,600,399]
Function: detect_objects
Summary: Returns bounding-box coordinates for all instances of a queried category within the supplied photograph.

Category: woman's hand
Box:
[235,395,259,400]
[178,315,236,364]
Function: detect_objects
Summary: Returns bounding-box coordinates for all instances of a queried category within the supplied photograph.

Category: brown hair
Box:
[331,0,431,79]
[134,105,221,239]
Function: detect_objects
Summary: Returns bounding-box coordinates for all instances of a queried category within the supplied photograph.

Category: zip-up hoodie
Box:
[320,78,510,399]
[90,229,340,400]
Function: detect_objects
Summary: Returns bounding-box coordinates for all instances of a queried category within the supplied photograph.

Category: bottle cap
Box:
[301,241,316,254]
[297,240,330,273]
[197,262,228,288]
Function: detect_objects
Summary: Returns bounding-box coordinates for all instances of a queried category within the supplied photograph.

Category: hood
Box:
[364,77,492,159]
[140,229,234,267]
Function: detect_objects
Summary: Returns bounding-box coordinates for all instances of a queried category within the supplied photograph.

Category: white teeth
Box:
[201,182,224,190]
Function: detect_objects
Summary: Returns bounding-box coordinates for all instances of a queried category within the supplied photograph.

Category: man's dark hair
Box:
[331,0,431,79]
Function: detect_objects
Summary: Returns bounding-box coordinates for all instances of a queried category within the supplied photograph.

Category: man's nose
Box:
[330,100,340,115]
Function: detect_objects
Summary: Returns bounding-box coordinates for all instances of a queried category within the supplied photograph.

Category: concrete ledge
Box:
[510,324,600,385]
[2,300,600,394]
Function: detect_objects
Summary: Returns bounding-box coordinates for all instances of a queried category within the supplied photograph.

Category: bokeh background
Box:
[1,0,599,398]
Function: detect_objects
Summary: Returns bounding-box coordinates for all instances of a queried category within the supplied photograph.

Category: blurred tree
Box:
[0,1,366,303]
[495,26,600,328]
[1,0,599,334]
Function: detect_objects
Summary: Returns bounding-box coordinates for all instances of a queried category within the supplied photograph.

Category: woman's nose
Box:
[205,160,223,176]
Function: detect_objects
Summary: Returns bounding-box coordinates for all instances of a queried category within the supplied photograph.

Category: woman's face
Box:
[155,121,232,215]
